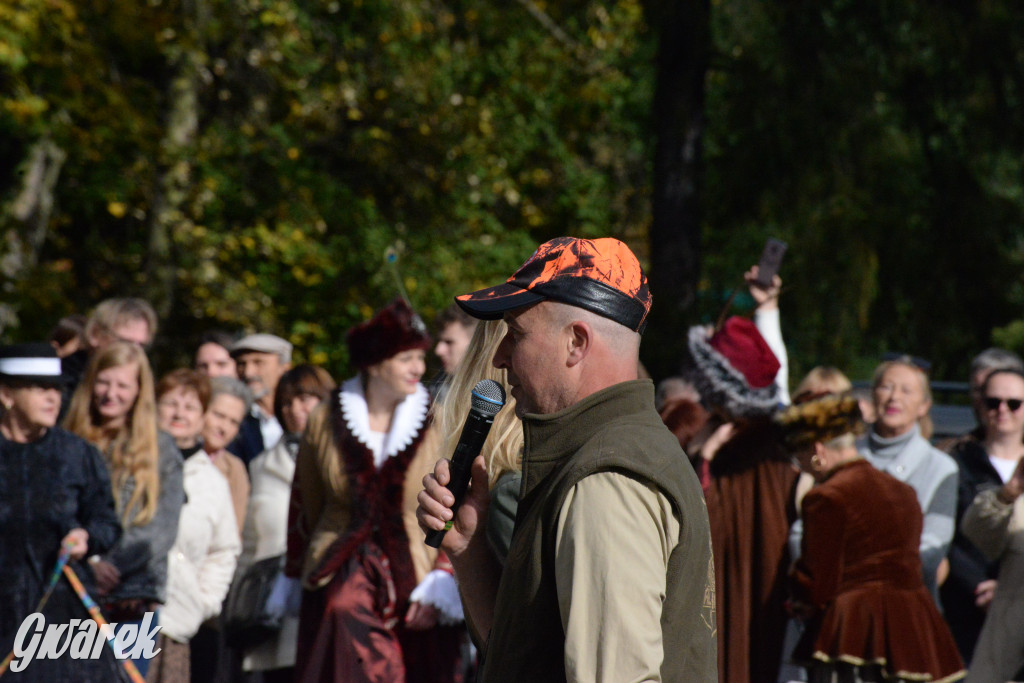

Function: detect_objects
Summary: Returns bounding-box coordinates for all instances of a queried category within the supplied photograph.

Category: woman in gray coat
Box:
[64,341,185,677]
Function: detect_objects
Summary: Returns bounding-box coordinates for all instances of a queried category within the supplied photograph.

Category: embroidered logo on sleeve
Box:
[701,552,717,636]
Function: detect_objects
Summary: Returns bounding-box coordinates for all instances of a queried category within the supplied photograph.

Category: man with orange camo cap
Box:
[417,236,717,682]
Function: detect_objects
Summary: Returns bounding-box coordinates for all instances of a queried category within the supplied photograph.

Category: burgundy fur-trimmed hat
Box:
[346,298,431,370]
[687,316,781,419]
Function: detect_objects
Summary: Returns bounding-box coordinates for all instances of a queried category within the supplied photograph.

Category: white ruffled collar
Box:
[339,375,430,465]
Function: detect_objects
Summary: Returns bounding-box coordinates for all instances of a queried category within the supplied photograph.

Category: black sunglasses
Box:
[984,397,1024,412]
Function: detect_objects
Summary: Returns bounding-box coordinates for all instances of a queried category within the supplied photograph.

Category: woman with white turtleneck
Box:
[860,359,959,601]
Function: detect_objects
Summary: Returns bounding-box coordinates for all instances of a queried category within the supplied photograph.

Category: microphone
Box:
[425,379,506,548]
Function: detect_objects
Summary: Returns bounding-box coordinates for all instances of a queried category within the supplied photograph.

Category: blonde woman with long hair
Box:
[433,320,522,563]
[64,340,185,678]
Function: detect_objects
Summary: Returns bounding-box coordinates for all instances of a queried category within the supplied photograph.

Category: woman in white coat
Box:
[147,377,249,682]
[236,365,335,681]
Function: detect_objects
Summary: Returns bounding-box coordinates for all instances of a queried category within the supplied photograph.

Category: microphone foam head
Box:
[471,379,506,417]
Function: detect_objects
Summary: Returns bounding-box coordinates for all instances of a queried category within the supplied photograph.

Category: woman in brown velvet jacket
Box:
[777,394,965,683]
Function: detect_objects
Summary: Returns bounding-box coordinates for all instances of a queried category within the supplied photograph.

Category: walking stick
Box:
[61,563,147,683]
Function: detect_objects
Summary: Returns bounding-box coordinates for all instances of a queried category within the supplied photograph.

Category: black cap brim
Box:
[455,284,546,320]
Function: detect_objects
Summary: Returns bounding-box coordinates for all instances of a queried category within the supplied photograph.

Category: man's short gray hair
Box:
[209,376,254,414]
[970,348,1024,379]
[546,302,640,358]
[85,298,158,346]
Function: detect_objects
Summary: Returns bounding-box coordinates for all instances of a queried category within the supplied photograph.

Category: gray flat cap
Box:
[230,334,292,364]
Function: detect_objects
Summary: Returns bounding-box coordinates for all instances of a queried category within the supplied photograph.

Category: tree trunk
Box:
[642,0,710,380]
[1,138,66,337]
[9,137,66,255]
[146,0,206,322]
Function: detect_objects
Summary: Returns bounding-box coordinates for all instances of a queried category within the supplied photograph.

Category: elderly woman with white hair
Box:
[147,377,249,683]
[861,359,958,601]
[0,343,122,679]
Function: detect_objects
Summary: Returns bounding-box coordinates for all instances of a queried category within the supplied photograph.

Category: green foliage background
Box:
[3,0,1024,382]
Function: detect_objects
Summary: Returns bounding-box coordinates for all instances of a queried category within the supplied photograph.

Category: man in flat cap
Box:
[417,237,717,681]
[228,333,292,467]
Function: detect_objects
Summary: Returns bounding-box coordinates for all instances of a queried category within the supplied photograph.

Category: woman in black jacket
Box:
[0,343,122,680]
[943,367,1024,662]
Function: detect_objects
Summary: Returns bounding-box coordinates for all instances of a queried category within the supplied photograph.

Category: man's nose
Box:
[492,338,509,369]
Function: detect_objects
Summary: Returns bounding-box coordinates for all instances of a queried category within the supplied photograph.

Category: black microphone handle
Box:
[425,410,495,548]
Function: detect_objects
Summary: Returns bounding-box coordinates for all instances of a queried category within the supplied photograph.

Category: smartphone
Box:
[753,238,787,289]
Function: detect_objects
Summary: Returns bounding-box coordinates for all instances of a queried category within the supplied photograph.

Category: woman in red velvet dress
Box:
[776,394,965,683]
[284,299,462,683]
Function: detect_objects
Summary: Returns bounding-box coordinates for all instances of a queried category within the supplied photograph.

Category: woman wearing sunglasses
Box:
[861,359,959,602]
[943,369,1024,672]
[960,394,1024,682]
[975,371,1024,487]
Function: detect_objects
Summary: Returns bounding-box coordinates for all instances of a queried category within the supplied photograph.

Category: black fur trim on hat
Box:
[686,325,780,419]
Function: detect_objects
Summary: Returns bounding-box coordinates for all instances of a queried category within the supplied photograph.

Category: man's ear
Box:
[565,321,592,368]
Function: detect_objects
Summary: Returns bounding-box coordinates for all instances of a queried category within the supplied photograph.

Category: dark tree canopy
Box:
[3,0,1024,384]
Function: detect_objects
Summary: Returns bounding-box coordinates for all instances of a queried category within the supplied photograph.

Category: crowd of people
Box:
[1,235,1023,682]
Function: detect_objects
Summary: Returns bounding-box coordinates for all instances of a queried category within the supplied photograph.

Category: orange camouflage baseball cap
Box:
[456,236,652,333]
